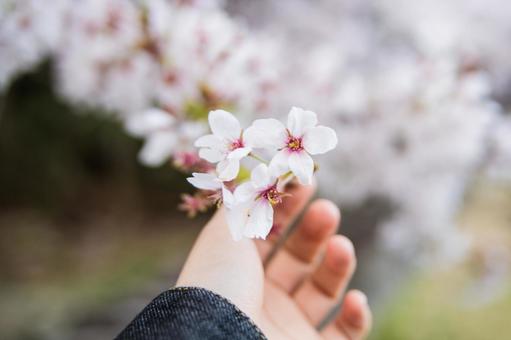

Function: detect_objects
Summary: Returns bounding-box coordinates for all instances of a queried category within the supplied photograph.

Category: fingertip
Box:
[299,200,340,240]
[341,290,372,332]
[347,289,368,308]
[326,235,355,272]
[315,199,341,222]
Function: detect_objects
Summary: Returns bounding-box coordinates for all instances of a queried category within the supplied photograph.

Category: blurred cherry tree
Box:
[1,0,510,305]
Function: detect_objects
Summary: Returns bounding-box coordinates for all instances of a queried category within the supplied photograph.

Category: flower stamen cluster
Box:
[229,138,245,151]
[259,184,284,206]
[286,134,303,152]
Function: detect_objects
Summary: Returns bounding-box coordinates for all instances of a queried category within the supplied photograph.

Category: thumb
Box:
[176,207,264,317]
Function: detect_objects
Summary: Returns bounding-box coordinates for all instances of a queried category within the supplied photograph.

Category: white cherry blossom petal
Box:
[302,126,338,155]
[194,134,223,148]
[217,159,240,181]
[138,132,177,166]
[179,121,207,142]
[187,172,222,190]
[234,182,257,203]
[244,201,274,239]
[289,151,314,185]
[222,186,235,207]
[226,203,249,241]
[251,163,272,190]
[209,109,241,141]
[287,107,318,137]
[125,108,175,136]
[227,147,252,160]
[244,118,287,149]
[268,149,290,177]
[199,148,224,163]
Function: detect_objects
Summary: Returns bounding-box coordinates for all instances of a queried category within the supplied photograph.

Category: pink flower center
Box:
[260,185,283,205]
[230,138,244,151]
[286,135,303,152]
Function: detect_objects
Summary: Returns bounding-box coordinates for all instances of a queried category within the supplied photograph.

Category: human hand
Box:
[176,183,372,339]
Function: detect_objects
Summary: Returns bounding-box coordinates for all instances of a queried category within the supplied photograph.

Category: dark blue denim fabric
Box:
[116,287,266,340]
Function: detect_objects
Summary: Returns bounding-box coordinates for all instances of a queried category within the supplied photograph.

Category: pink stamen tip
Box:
[230,138,244,150]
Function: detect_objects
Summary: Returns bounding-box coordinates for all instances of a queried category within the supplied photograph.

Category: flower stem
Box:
[249,152,268,164]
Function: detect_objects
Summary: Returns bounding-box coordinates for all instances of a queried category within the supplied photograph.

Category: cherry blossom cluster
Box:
[186,108,337,240]
[1,0,280,168]
[1,0,511,270]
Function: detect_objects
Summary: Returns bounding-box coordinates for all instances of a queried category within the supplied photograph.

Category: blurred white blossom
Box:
[0,0,510,263]
[486,117,511,181]
[227,0,510,265]
[0,0,67,88]
[125,108,206,166]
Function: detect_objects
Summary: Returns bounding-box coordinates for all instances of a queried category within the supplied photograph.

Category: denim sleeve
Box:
[115,286,266,340]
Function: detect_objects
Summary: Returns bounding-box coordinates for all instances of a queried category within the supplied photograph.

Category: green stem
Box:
[249,152,268,164]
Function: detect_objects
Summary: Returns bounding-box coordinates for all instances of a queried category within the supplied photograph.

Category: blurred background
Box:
[1,0,510,339]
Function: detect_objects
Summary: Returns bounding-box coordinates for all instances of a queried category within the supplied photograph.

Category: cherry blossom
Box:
[244,107,337,185]
[186,171,245,239]
[186,172,235,206]
[226,164,285,240]
[126,108,205,166]
[186,171,237,232]
[195,110,252,181]
[186,172,223,191]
